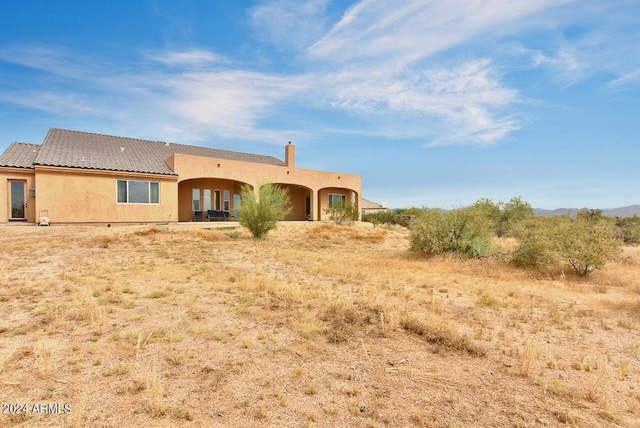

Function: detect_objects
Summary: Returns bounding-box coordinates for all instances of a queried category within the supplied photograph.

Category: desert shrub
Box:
[362,207,427,228]
[396,207,424,216]
[473,196,534,237]
[409,206,493,257]
[238,183,292,239]
[614,216,640,245]
[324,200,359,225]
[553,215,623,275]
[512,216,623,275]
[362,210,399,227]
[511,218,558,270]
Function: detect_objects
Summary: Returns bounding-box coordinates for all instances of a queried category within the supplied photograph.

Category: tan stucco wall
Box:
[0,169,36,222]
[170,153,361,221]
[32,167,178,223]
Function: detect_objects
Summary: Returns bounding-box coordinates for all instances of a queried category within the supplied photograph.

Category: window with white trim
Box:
[203,189,212,211]
[223,190,230,211]
[192,189,201,211]
[117,180,160,204]
[328,193,346,208]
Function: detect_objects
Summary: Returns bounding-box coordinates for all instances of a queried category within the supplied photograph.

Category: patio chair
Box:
[194,211,204,222]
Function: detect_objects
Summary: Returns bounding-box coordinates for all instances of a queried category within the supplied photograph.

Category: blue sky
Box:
[1,0,638,209]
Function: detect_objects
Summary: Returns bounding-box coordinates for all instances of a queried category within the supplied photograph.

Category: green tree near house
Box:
[238,183,292,239]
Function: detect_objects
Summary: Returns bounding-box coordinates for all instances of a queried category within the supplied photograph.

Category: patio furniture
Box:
[194,211,204,222]
[207,210,229,221]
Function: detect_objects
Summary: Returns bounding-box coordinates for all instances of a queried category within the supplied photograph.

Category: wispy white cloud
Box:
[533,46,585,84]
[153,70,309,142]
[149,50,229,67]
[0,91,97,115]
[508,43,588,87]
[605,68,640,91]
[312,59,519,145]
[298,0,577,145]
[0,44,308,144]
[308,0,571,67]
[249,0,330,51]
[0,45,96,80]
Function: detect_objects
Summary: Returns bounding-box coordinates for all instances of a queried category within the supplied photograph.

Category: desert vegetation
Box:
[370,198,626,278]
[0,219,639,427]
[324,201,360,225]
[238,183,292,239]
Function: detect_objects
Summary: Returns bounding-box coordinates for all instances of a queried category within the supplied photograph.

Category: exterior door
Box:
[10,181,26,220]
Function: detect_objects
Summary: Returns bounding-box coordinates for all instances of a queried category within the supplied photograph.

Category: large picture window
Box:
[117,180,159,204]
[328,193,346,208]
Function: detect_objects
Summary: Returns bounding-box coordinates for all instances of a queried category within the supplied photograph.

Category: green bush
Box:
[409,207,493,257]
[473,196,534,237]
[238,183,292,239]
[553,216,623,275]
[614,216,640,245]
[512,216,623,275]
[324,201,359,225]
[511,218,558,270]
[362,210,399,227]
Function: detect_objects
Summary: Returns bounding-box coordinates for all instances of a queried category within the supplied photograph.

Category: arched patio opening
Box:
[178,178,251,222]
[317,187,360,221]
[271,183,313,221]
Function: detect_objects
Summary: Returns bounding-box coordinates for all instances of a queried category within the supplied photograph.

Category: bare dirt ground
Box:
[0,222,639,427]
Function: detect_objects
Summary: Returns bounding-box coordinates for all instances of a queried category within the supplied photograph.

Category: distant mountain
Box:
[534,205,640,218]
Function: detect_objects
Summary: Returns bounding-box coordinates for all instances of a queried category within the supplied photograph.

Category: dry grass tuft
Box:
[193,228,235,241]
[133,227,166,236]
[306,223,387,244]
[320,300,387,343]
[400,316,486,357]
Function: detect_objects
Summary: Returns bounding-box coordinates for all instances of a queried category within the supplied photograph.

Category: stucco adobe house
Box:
[0,129,361,224]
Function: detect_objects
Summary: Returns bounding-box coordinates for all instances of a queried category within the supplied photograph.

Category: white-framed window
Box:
[192,189,201,211]
[328,193,346,208]
[117,180,160,204]
[214,190,221,211]
[203,189,212,211]
[223,190,230,212]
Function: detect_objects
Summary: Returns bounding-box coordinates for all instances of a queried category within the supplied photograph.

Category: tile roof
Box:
[0,142,39,169]
[30,129,285,175]
[361,198,386,210]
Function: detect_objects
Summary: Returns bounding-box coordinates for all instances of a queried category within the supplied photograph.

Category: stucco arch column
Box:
[312,188,320,221]
[311,188,320,221]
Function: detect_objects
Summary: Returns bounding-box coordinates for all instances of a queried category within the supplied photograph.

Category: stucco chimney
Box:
[285,142,295,168]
